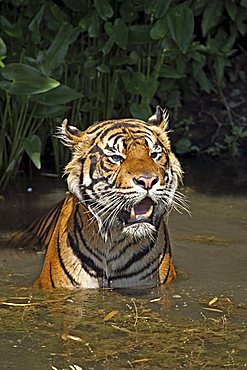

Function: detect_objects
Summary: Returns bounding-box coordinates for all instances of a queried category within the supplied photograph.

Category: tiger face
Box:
[58,106,182,241]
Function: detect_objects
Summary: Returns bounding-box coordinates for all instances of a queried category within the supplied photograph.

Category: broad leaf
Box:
[0,37,7,56]
[88,13,100,37]
[125,72,158,100]
[114,19,128,49]
[32,84,82,105]
[225,0,237,21]
[130,102,152,121]
[33,105,67,118]
[202,1,223,37]
[23,135,42,169]
[94,0,113,20]
[28,6,45,44]
[0,16,23,40]
[151,17,169,40]
[167,4,194,53]
[146,0,171,18]
[0,63,60,95]
[159,64,185,78]
[129,25,152,44]
[45,22,80,70]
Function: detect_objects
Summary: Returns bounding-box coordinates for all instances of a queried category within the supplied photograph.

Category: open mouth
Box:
[121,197,154,225]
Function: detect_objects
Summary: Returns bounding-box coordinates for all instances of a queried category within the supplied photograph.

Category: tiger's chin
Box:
[122,222,156,242]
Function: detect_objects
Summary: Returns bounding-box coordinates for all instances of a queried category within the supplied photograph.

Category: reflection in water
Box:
[0,160,246,369]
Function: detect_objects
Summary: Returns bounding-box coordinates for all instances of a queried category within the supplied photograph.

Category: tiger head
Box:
[58,106,183,241]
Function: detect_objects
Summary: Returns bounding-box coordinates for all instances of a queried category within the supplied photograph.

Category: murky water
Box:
[0,159,246,369]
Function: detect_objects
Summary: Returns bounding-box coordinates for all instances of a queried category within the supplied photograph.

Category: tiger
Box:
[29,106,183,289]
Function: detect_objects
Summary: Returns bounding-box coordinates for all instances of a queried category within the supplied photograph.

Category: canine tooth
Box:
[130,207,136,219]
[145,205,153,219]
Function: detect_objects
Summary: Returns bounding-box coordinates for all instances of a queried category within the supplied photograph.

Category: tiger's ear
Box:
[147,106,169,130]
[56,119,83,149]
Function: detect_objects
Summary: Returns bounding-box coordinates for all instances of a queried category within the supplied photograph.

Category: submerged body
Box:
[31,106,183,289]
[34,193,176,289]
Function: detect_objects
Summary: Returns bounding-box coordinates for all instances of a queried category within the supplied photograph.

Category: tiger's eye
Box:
[150,152,159,160]
[110,155,124,163]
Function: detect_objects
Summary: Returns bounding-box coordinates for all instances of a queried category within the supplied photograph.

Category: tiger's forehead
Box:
[86,118,160,148]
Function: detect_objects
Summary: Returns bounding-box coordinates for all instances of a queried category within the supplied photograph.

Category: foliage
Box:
[0,0,246,188]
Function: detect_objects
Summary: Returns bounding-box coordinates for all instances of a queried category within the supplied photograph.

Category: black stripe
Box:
[49,262,55,288]
[57,236,79,286]
[75,211,103,262]
[107,132,125,144]
[111,253,159,281]
[112,242,154,274]
[38,202,62,245]
[99,122,153,141]
[107,241,136,263]
[68,233,103,277]
[89,155,98,179]
[87,119,146,136]
[159,263,170,284]
[89,144,104,155]
[99,159,112,173]
[140,260,161,281]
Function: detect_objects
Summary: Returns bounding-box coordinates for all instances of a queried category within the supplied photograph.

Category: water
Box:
[0,159,246,369]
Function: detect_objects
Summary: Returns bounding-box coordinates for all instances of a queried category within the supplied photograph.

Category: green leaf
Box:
[0,16,23,40]
[88,13,100,37]
[104,19,128,49]
[28,5,45,44]
[0,63,60,95]
[192,62,213,93]
[202,1,223,37]
[154,0,171,18]
[159,64,185,78]
[129,25,152,44]
[167,3,194,53]
[50,4,68,23]
[214,55,226,81]
[125,72,158,100]
[23,135,42,169]
[79,14,92,32]
[225,0,237,20]
[94,0,113,21]
[97,64,110,73]
[33,105,67,118]
[0,37,7,56]
[32,84,82,105]
[150,17,169,40]
[45,22,80,70]
[101,37,114,55]
[130,102,152,121]
[114,19,128,49]
[175,138,197,154]
[236,10,247,35]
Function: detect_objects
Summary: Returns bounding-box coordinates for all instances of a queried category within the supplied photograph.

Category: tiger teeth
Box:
[129,205,153,220]
[130,207,136,220]
[145,205,153,219]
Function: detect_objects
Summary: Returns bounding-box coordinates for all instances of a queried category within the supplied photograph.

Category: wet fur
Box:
[30,107,183,289]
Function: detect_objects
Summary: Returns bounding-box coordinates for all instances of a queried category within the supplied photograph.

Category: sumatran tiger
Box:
[26,106,184,289]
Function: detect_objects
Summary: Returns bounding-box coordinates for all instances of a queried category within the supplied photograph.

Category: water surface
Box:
[0,159,246,369]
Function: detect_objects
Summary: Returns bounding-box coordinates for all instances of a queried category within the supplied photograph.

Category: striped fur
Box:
[32,106,183,289]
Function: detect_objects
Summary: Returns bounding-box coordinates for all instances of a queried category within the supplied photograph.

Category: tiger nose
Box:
[133,175,159,190]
